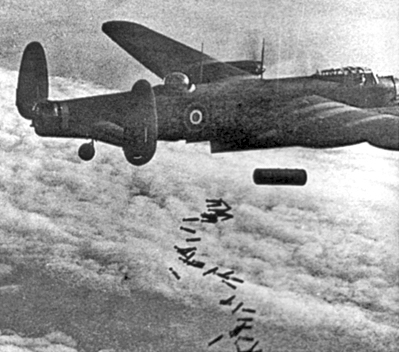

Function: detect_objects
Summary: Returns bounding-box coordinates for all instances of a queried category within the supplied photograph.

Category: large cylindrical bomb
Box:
[253,168,307,186]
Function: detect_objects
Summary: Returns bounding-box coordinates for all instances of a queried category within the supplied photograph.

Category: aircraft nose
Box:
[379,75,399,102]
[394,77,399,101]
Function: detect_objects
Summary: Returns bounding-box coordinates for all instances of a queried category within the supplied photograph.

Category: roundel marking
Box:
[189,109,203,125]
[184,103,208,132]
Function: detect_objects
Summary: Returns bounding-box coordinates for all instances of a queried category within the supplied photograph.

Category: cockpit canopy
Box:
[315,66,380,86]
[319,66,373,76]
[163,72,195,93]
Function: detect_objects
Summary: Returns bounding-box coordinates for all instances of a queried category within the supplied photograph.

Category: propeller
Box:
[243,31,266,78]
[244,31,260,62]
[260,38,265,79]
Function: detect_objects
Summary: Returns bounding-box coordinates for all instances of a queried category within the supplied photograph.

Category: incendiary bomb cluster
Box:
[169,199,263,352]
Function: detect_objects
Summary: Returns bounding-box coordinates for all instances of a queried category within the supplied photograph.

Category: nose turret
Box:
[393,77,399,101]
[379,75,399,103]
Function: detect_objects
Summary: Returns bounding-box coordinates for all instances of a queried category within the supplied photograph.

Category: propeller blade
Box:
[261,38,265,79]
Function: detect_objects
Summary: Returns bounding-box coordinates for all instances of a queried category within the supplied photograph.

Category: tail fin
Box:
[16,42,48,119]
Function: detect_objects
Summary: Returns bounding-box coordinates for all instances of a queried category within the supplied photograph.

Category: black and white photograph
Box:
[0,1,398,351]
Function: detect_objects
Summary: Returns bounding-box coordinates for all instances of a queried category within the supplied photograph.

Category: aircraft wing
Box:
[367,104,399,116]
[211,95,399,153]
[102,21,250,83]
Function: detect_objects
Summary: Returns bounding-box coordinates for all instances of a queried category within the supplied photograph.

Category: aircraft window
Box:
[364,73,378,85]
[54,103,59,117]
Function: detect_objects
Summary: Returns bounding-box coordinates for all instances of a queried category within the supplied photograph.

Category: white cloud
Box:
[0,67,397,350]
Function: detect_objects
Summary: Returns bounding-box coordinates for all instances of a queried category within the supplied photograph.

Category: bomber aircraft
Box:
[16,21,399,183]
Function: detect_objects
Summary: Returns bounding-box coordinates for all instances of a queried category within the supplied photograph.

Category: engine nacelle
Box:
[163,72,195,94]
[122,79,158,166]
[225,60,266,75]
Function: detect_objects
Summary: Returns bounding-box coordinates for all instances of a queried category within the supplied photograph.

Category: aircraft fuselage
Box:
[30,75,397,152]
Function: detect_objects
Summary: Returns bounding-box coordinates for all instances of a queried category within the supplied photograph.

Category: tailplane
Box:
[16,42,49,119]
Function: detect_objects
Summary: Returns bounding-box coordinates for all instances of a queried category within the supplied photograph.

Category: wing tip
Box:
[102,21,146,37]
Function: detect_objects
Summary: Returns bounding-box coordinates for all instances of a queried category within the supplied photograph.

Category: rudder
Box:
[16,42,48,119]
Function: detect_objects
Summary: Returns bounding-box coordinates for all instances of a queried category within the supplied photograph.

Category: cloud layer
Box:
[0,66,398,351]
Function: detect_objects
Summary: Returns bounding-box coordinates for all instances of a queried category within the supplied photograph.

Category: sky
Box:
[0,0,398,89]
